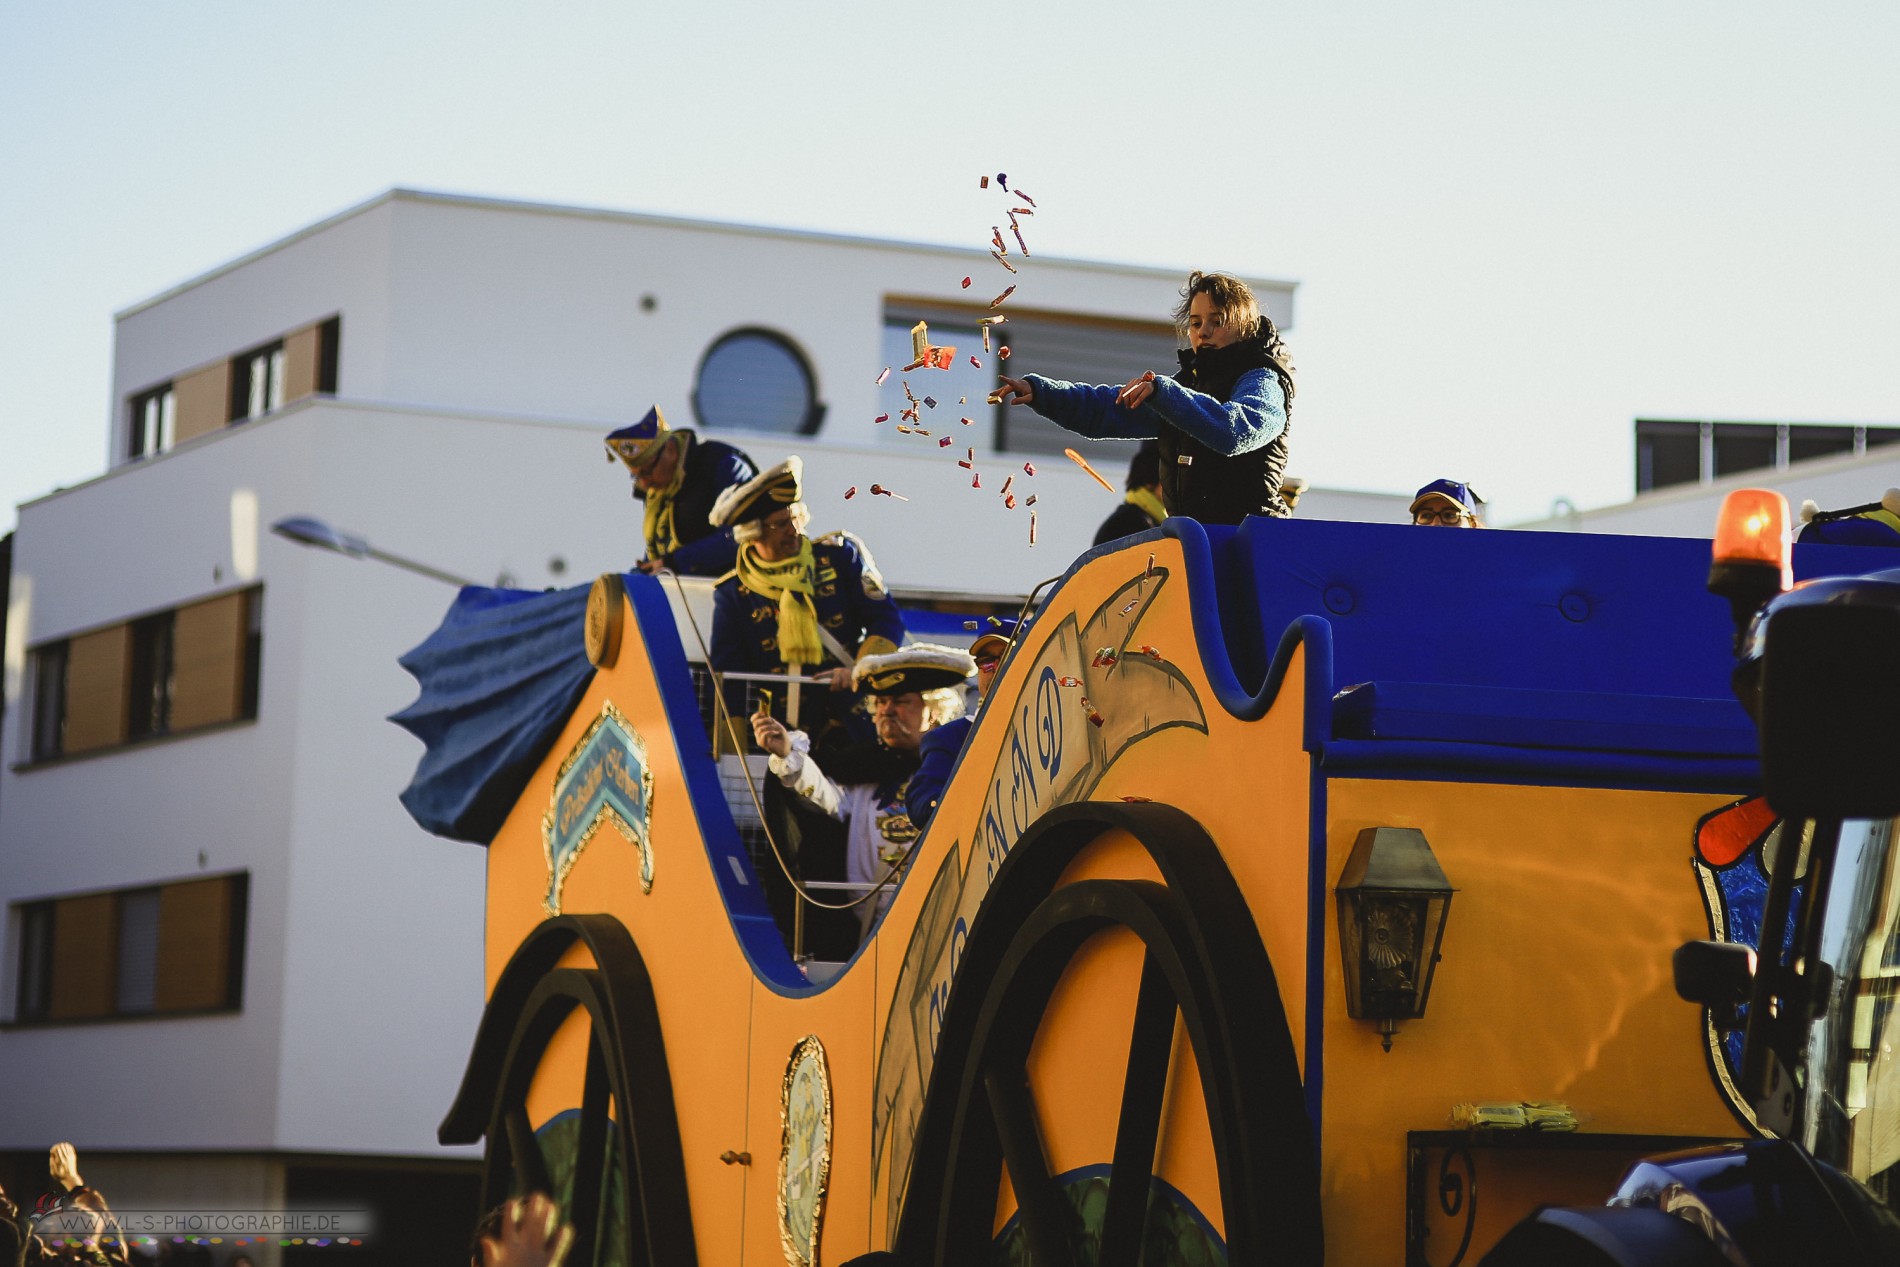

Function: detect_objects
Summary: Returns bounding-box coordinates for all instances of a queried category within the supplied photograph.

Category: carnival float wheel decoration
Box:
[896,802,1323,1267]
[439,914,696,1267]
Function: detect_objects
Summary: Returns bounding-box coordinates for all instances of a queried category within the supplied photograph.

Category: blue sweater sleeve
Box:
[908,718,972,829]
[666,527,739,576]
[709,581,747,671]
[1144,368,1287,456]
[1021,375,1162,442]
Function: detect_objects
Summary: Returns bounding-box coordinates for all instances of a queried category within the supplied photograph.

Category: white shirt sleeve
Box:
[766,729,844,819]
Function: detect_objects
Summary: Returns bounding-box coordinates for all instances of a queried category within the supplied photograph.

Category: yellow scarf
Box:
[736,538,824,667]
[639,433,691,559]
[1127,486,1167,525]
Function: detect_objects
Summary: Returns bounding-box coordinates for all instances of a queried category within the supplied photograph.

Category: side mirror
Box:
[1673,940,1756,1030]
[1759,599,1900,819]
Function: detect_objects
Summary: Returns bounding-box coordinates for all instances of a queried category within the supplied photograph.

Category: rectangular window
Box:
[1712,423,1778,479]
[127,611,176,740]
[317,316,341,394]
[15,901,53,1022]
[12,875,247,1023]
[1787,426,1855,466]
[128,385,176,460]
[30,641,68,761]
[1635,420,1703,493]
[24,585,261,763]
[229,341,286,423]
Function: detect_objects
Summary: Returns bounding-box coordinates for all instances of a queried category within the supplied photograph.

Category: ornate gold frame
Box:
[777,1033,833,1267]
[542,699,655,915]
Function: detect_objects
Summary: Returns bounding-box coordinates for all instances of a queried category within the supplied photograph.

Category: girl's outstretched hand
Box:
[995,375,1035,406]
[1117,371,1157,409]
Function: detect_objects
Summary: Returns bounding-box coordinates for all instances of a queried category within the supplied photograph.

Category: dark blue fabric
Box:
[658,436,756,576]
[907,716,972,830]
[390,581,599,843]
[1796,516,1900,548]
[709,536,906,673]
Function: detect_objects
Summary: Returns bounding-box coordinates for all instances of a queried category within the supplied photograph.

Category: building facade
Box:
[1,191,1311,1263]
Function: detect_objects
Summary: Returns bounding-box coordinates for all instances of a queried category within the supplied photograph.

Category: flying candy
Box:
[969,356,982,369]
[1064,447,1118,494]
[924,396,937,408]
[844,487,858,499]
[896,425,913,434]
[991,227,1007,254]
[997,172,1009,190]
[1091,647,1120,668]
[999,345,1011,360]
[1004,494,1017,509]
[874,413,889,424]
[1057,675,1082,688]
[980,175,989,188]
[939,436,953,448]
[875,368,891,385]
[1029,511,1037,544]
[1136,645,1164,661]
[1014,189,1036,207]
[989,285,1016,309]
[972,473,981,488]
[1080,697,1106,728]
[986,391,1005,405]
[1119,597,1141,616]
[1023,462,1036,476]
[999,475,1015,497]
[961,276,972,289]
[1025,493,1038,506]
[913,427,931,436]
[869,484,908,501]
[991,250,1018,275]
[1010,221,1030,257]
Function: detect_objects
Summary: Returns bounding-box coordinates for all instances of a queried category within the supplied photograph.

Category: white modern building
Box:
[1513,419,1900,537]
[0,190,1329,1264]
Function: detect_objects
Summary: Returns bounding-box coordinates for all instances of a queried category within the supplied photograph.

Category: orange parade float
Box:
[391,513,1900,1265]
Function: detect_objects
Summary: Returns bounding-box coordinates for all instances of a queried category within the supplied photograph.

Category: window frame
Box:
[229,340,287,423]
[128,383,177,460]
[690,326,826,437]
[17,585,263,770]
[8,874,249,1026]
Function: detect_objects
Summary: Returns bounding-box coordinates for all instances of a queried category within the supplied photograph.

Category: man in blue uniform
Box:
[605,405,757,576]
[908,618,1013,831]
[708,456,905,718]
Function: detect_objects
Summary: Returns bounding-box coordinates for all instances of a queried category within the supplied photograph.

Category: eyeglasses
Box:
[761,511,796,531]
[1413,508,1472,526]
[976,656,1000,671]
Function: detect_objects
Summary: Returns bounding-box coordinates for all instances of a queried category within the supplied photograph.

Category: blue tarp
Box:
[391,581,598,843]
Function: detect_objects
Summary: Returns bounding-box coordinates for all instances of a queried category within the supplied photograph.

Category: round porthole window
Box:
[692,328,823,435]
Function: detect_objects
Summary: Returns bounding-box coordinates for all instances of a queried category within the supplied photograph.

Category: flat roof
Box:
[117,187,1300,320]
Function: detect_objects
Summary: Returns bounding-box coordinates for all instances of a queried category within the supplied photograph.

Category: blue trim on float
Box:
[623,572,833,997]
[1316,739,1761,793]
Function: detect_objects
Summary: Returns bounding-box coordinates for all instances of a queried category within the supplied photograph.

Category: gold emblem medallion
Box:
[778,1034,832,1266]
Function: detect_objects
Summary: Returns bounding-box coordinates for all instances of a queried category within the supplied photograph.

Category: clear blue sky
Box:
[4,1,1897,533]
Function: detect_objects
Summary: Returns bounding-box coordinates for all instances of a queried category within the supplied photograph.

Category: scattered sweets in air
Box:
[958,459,973,469]
[989,285,1016,308]
[924,396,938,408]
[1029,511,1038,544]
[980,175,989,188]
[869,484,908,500]
[875,367,890,385]
[991,250,1017,274]
[971,472,981,488]
[1145,552,1156,577]
[1023,462,1036,475]
[1136,645,1164,661]
[999,345,1012,360]
[1119,597,1141,616]
[1025,493,1038,506]
[1119,795,1153,803]
[874,413,889,424]
[961,276,972,289]
[969,356,982,369]
[844,487,858,499]
[1014,189,1036,207]
[914,427,931,436]
[982,326,991,354]
[986,391,1005,405]
[1004,494,1017,509]
[1010,221,1030,256]
[959,396,968,405]
[938,436,953,448]
[1057,675,1082,688]
[997,172,1009,190]
[1091,647,1120,668]
[896,425,912,434]
[991,227,1007,254]
[1080,697,1106,728]
[999,475,1015,498]
[1063,447,1118,493]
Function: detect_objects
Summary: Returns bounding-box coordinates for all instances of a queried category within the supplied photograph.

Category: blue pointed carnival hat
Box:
[604,406,671,472]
